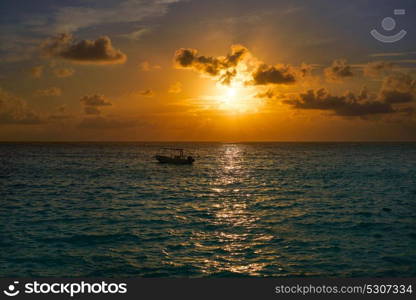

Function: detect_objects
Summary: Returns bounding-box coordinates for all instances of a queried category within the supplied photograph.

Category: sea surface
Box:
[0,142,415,277]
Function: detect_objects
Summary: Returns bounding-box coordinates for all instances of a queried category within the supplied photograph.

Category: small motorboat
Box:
[155,148,195,165]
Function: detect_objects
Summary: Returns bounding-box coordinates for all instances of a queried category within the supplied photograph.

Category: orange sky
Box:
[0,0,415,141]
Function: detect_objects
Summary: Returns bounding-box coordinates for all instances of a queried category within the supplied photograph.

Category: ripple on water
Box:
[1,142,415,277]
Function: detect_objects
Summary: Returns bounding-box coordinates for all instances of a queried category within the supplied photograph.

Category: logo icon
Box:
[3,281,20,297]
[371,9,407,43]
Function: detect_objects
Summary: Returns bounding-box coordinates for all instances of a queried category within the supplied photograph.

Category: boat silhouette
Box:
[155,148,195,164]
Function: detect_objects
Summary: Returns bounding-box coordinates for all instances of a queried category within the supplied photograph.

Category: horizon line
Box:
[1,140,416,143]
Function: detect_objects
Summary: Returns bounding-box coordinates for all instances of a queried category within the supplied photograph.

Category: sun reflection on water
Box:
[198,144,267,275]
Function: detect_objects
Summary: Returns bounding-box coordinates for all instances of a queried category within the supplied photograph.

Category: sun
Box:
[226,87,237,99]
[215,83,260,113]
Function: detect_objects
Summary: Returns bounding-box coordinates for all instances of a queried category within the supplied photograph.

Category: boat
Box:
[155,148,195,164]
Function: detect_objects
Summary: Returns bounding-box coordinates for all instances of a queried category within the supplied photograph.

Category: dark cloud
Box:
[174,45,312,86]
[324,59,353,81]
[380,90,414,104]
[139,89,155,97]
[42,33,127,65]
[285,88,394,117]
[80,94,112,115]
[285,72,416,117]
[175,48,197,68]
[78,117,138,129]
[0,88,43,125]
[379,73,416,104]
[174,48,223,76]
[224,45,248,67]
[174,45,248,82]
[252,64,297,85]
[80,94,112,106]
[363,61,394,78]
[219,69,237,85]
[256,89,275,99]
[255,89,289,102]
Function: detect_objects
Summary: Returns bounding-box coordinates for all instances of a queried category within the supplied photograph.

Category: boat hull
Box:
[155,155,194,165]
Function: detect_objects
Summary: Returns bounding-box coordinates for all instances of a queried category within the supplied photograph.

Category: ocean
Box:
[0,142,415,277]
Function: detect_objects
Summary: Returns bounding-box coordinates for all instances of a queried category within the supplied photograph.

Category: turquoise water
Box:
[0,142,415,277]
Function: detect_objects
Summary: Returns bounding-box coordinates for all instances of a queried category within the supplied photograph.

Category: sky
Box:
[0,0,415,141]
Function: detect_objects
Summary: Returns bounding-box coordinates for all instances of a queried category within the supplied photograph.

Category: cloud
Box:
[174,45,313,86]
[256,89,276,99]
[225,45,249,67]
[324,59,353,81]
[139,61,161,71]
[380,90,414,104]
[0,87,43,125]
[139,89,155,97]
[251,64,297,85]
[0,1,182,63]
[299,63,313,77]
[42,33,127,65]
[49,105,72,121]
[84,106,101,115]
[379,73,416,104]
[121,28,151,40]
[363,61,394,78]
[285,88,394,117]
[78,117,139,129]
[57,105,66,114]
[219,69,237,85]
[53,67,75,78]
[30,66,44,78]
[35,87,62,97]
[174,45,249,83]
[286,72,416,118]
[370,52,416,57]
[168,82,182,94]
[80,94,112,106]
[80,94,112,115]
[50,0,181,33]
